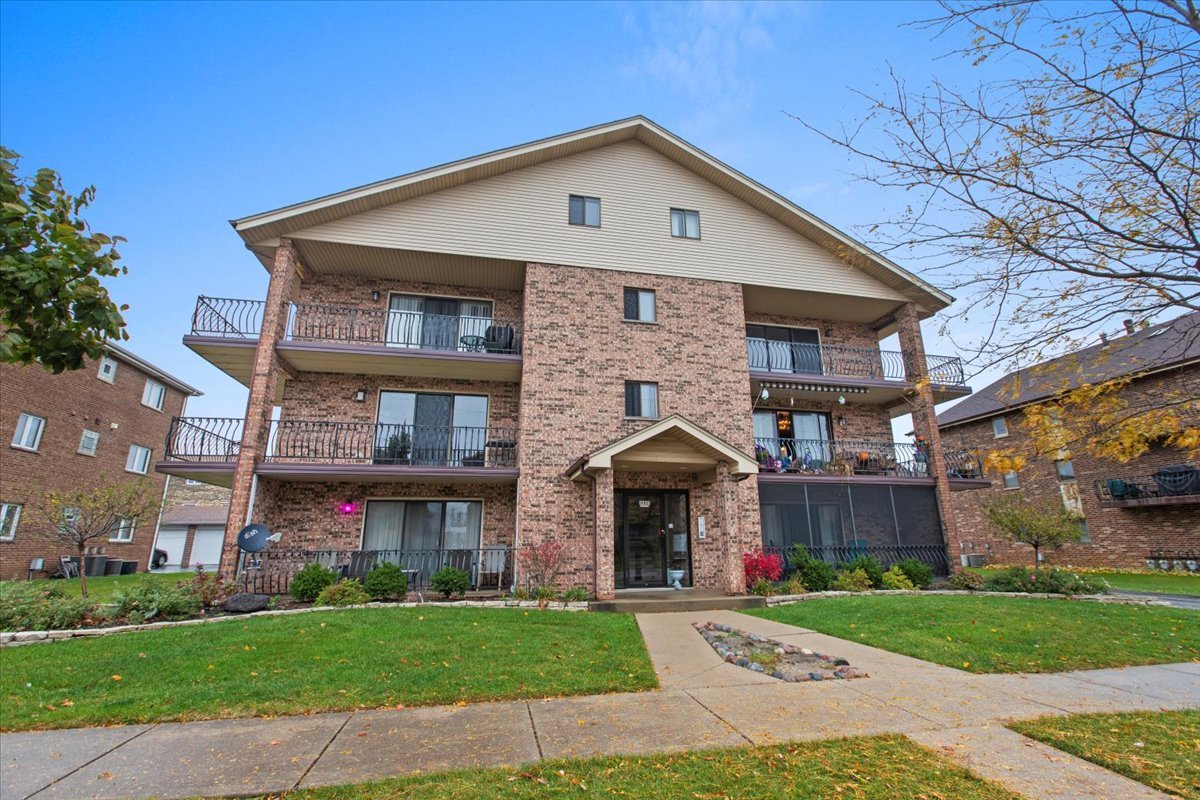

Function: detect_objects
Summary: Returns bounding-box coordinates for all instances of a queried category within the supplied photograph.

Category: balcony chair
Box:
[482,325,515,353]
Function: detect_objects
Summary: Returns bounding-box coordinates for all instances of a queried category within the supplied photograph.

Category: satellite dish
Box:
[237,523,273,553]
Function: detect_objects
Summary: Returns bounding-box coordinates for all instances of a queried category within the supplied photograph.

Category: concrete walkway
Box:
[1112,590,1200,611]
[2,610,1196,800]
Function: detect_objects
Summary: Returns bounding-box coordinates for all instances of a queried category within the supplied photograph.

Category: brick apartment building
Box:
[159,117,987,599]
[938,312,1200,569]
[151,476,231,571]
[0,343,201,580]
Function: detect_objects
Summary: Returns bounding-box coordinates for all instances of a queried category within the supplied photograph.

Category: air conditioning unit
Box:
[962,554,987,568]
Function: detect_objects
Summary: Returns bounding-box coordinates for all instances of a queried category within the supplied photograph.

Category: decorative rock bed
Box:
[694,621,868,682]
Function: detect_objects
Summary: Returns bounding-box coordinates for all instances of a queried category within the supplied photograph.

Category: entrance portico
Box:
[568,415,759,600]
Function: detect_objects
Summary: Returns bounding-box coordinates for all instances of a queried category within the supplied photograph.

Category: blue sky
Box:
[2,0,997,420]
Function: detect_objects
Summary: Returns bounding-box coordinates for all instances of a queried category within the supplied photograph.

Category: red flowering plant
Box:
[743,549,783,585]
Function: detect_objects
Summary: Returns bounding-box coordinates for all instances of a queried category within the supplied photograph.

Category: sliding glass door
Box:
[386,294,494,351]
[754,410,833,467]
[362,500,484,577]
[375,391,488,466]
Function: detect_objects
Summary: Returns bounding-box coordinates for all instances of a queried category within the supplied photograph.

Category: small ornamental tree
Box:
[32,479,162,597]
[1,147,130,372]
[983,494,1082,568]
[518,540,573,591]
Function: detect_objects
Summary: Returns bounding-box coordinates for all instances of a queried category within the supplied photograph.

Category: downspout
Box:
[510,475,521,593]
[588,472,599,599]
[149,393,187,572]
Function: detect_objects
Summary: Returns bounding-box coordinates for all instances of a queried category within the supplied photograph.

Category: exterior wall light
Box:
[837,414,847,427]
[837,394,846,405]
[371,290,381,301]
[339,499,357,515]
[354,388,367,402]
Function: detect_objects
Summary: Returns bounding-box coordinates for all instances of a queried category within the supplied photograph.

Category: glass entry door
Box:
[614,491,690,589]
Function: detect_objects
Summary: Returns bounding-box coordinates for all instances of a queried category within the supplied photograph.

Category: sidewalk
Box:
[2,610,1196,800]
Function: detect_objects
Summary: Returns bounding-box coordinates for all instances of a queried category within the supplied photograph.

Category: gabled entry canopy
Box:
[567,415,758,483]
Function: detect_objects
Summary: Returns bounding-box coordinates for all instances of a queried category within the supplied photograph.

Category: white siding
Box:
[291,141,907,302]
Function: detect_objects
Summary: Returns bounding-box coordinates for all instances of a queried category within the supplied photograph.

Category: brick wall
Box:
[290,274,523,328]
[940,365,1200,568]
[0,354,187,579]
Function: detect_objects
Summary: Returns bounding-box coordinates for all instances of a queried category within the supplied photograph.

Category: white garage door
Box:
[154,527,188,569]
[189,527,225,570]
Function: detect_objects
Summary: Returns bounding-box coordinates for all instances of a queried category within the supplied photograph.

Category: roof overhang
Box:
[107,342,202,396]
[567,415,758,482]
[231,116,952,316]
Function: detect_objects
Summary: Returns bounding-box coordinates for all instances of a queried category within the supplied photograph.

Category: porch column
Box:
[895,302,962,566]
[221,239,300,576]
[592,469,615,600]
[716,462,746,594]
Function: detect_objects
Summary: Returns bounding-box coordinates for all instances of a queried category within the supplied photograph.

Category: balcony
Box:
[157,416,519,485]
[185,296,523,387]
[1096,466,1200,508]
[745,338,970,412]
[753,436,987,490]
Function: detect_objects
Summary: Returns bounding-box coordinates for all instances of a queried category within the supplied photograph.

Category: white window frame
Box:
[568,194,601,228]
[11,413,45,452]
[78,429,100,456]
[0,503,21,541]
[670,208,701,239]
[185,478,202,486]
[623,288,657,322]
[126,444,152,474]
[1003,470,1020,490]
[63,507,80,526]
[97,356,118,383]
[992,417,1009,439]
[142,380,166,411]
[110,516,136,543]
[1056,459,1076,481]
[625,381,660,420]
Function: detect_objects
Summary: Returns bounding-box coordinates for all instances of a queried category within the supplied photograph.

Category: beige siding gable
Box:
[291,140,907,301]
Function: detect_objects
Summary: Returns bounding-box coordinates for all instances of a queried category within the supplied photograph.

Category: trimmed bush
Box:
[112,580,202,623]
[981,566,1106,595]
[0,581,95,631]
[315,578,371,607]
[787,544,836,592]
[291,562,337,602]
[948,571,985,591]
[832,568,873,593]
[892,558,933,590]
[743,549,783,585]
[881,566,916,590]
[362,563,409,601]
[430,566,471,598]
[840,555,885,589]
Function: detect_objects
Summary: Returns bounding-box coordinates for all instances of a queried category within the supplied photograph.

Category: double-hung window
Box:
[78,429,100,456]
[568,195,601,227]
[670,208,700,239]
[126,444,152,474]
[1003,470,1020,489]
[111,517,136,543]
[623,288,656,322]
[11,413,45,451]
[0,503,20,541]
[624,382,659,419]
[992,417,1009,438]
[97,356,118,383]
[142,380,166,411]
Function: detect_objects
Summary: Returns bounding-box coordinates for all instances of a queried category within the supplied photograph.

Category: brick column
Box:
[220,240,300,575]
[894,302,963,567]
[592,469,615,600]
[716,462,746,594]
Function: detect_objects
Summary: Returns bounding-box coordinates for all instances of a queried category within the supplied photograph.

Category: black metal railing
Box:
[1096,466,1200,503]
[754,437,983,480]
[164,417,243,462]
[188,296,522,355]
[745,338,964,386]
[238,547,515,595]
[764,543,951,577]
[265,420,518,467]
[926,353,966,386]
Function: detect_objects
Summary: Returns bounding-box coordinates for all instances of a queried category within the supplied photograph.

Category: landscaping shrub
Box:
[315,578,371,607]
[840,555,885,589]
[510,587,530,601]
[187,566,236,608]
[749,577,777,596]
[362,563,408,601]
[788,545,836,592]
[0,581,95,631]
[534,585,558,608]
[881,566,916,591]
[948,571,984,591]
[112,580,202,623]
[291,562,336,602]
[561,587,589,603]
[430,566,471,598]
[981,566,1106,595]
[743,549,783,585]
[892,558,933,590]
[779,575,806,595]
[831,568,873,592]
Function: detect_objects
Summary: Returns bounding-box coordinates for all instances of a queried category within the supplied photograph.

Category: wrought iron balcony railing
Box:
[189,296,522,355]
[1095,466,1200,503]
[754,437,983,480]
[238,547,515,594]
[745,338,965,386]
[164,417,518,468]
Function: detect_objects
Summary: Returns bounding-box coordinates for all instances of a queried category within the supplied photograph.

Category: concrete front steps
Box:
[590,589,766,614]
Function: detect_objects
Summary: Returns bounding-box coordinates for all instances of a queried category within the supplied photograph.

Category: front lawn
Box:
[745,595,1200,673]
[264,735,1021,800]
[15,571,194,603]
[0,607,656,732]
[1010,710,1200,800]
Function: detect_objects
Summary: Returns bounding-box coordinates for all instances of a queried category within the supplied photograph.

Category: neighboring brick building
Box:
[151,476,231,571]
[160,117,985,599]
[939,313,1200,569]
[0,344,201,580]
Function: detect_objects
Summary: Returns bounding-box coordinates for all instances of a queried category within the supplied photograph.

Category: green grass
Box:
[15,571,195,603]
[745,595,1200,673]
[0,607,656,732]
[260,735,1021,800]
[1011,710,1200,799]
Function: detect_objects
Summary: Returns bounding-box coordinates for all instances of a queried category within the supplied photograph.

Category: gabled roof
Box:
[567,414,759,479]
[107,342,202,396]
[937,311,1200,429]
[231,116,952,314]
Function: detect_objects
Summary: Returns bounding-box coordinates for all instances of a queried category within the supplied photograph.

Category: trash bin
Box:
[1154,465,1200,496]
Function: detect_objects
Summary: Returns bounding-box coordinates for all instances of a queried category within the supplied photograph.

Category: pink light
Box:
[339,501,356,515]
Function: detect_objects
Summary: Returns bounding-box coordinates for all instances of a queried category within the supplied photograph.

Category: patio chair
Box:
[342,551,378,581]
